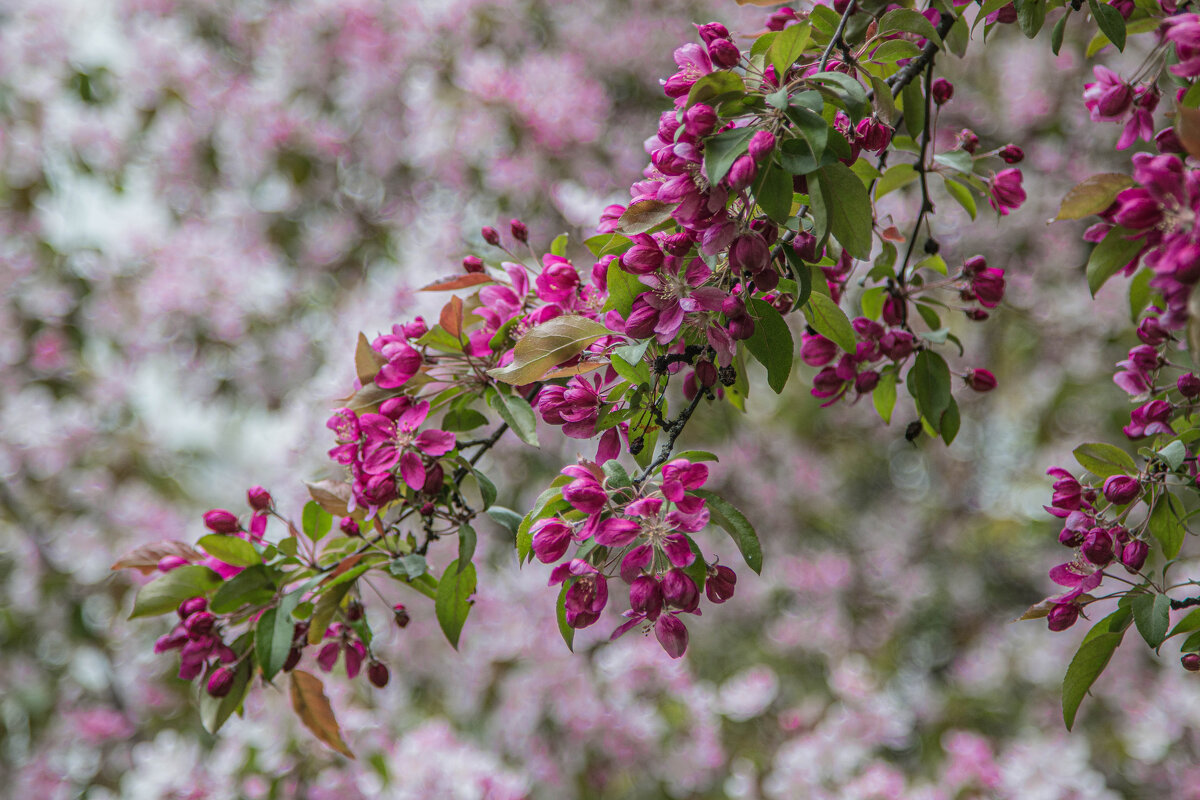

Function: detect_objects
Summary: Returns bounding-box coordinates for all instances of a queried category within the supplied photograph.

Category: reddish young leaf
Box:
[111,541,204,575]
[440,295,465,340]
[289,670,355,758]
[419,273,494,292]
[354,332,385,386]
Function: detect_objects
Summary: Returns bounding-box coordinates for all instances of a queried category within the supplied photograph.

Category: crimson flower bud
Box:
[748,130,776,162]
[994,3,1017,23]
[1047,603,1079,632]
[931,78,954,105]
[510,219,528,242]
[662,232,692,256]
[792,231,818,263]
[684,103,718,138]
[654,614,689,659]
[696,360,718,388]
[246,486,272,512]
[1121,539,1149,573]
[158,555,188,572]
[730,233,770,274]
[283,646,302,672]
[696,22,730,46]
[368,661,390,688]
[403,317,428,339]
[340,516,361,537]
[965,368,997,392]
[203,509,240,534]
[965,308,990,321]
[462,255,485,273]
[1137,316,1169,345]
[1082,528,1114,566]
[422,462,445,495]
[1102,475,1141,505]
[185,611,216,636]
[346,600,364,622]
[481,226,501,246]
[154,631,188,653]
[721,296,747,319]
[962,255,988,277]
[958,128,980,154]
[393,603,410,629]
[207,667,235,698]
[833,0,851,12]
[1156,127,1185,155]
[708,38,740,69]
[728,315,756,340]
[1179,373,1200,398]
[854,370,880,393]
[662,568,699,612]
[177,597,208,620]
[1183,653,1200,671]
[999,144,1024,164]
[705,565,737,603]
[727,155,758,191]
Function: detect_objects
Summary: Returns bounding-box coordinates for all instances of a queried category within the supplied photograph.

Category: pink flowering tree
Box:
[70,0,1200,762]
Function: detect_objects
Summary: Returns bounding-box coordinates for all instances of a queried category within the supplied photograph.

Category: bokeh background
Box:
[3,0,1197,797]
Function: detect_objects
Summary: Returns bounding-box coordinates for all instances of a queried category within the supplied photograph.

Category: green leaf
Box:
[1158,439,1187,471]
[769,21,811,78]
[1149,493,1187,559]
[603,261,645,318]
[442,407,489,433]
[389,553,428,580]
[1087,225,1143,296]
[457,524,477,572]
[1051,9,1069,54]
[673,449,720,463]
[812,162,873,260]
[486,388,540,447]
[682,535,708,595]
[808,72,870,125]
[694,489,762,574]
[302,501,333,543]
[945,11,970,56]
[875,163,918,199]
[1055,173,1135,221]
[803,291,856,353]
[1168,607,1200,639]
[1129,267,1154,323]
[485,506,522,535]
[873,369,897,424]
[1088,0,1126,50]
[752,160,794,224]
[602,460,632,489]
[901,82,924,140]
[745,298,794,394]
[467,468,497,509]
[197,534,260,568]
[555,582,574,651]
[907,351,951,432]
[878,8,943,47]
[1133,592,1172,648]
[1072,442,1138,478]
[488,315,610,386]
[943,176,978,220]
[549,233,568,257]
[257,586,307,682]
[933,150,974,175]
[704,127,757,187]
[1016,0,1047,38]
[872,39,921,62]
[209,564,279,614]
[416,325,464,354]
[584,233,632,258]
[685,70,746,109]
[1063,631,1124,729]
[940,396,961,445]
[130,565,222,618]
[435,559,477,649]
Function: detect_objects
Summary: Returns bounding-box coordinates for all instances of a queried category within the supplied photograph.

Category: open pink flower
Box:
[359,400,456,490]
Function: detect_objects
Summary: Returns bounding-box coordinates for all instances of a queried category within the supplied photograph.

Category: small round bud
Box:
[420,502,436,516]
[1047,603,1079,632]
[203,509,240,534]
[721,295,747,319]
[962,255,988,277]
[999,144,1024,164]
[185,611,216,636]
[1179,373,1200,398]
[727,155,758,191]
[340,516,361,537]
[157,555,188,572]
[206,667,235,698]
[1082,528,1114,566]
[393,603,411,629]
[958,128,980,154]
[696,22,730,46]
[246,486,272,512]
[855,370,880,393]
[481,226,501,246]
[368,660,390,688]
[924,238,940,255]
[1102,475,1141,506]
[965,368,998,393]
[695,360,718,388]
[510,219,528,243]
[727,315,756,340]
[708,38,740,69]
[1183,653,1200,671]
[683,103,718,138]
[346,600,364,622]
[462,255,485,273]
[1121,539,1149,573]
[748,130,776,162]
[177,597,208,620]
[931,78,954,105]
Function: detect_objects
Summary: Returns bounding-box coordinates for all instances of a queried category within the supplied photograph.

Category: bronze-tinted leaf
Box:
[111,540,204,575]
[306,480,353,518]
[439,295,465,340]
[419,273,494,291]
[1053,173,1135,221]
[1178,103,1200,159]
[487,315,612,385]
[289,670,355,758]
[615,199,678,235]
[541,361,607,380]
[354,332,385,386]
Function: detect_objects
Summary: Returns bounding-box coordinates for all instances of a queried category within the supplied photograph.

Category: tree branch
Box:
[819,1,858,73]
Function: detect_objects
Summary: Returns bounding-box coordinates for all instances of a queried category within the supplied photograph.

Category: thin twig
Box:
[819,0,858,73]
[634,387,708,487]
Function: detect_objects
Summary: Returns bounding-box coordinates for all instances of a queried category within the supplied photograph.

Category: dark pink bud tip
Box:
[931,78,954,105]
[203,509,241,534]
[1102,475,1141,506]
[999,144,1024,164]
[206,667,235,698]
[185,611,216,636]
[368,661,390,688]
[246,486,272,512]
[481,226,501,246]
[1047,603,1079,632]
[177,597,208,620]
[510,219,529,243]
[393,603,411,629]
[1121,539,1149,573]
[1179,373,1200,398]
[462,255,485,274]
[1183,653,1200,672]
[157,555,189,572]
[283,646,302,672]
[965,368,997,392]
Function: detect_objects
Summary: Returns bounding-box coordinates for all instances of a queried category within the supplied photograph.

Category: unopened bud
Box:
[1179,373,1200,398]
[695,360,718,388]
[207,667,235,698]
[203,509,240,534]
[999,144,1024,164]
[958,128,980,154]
[462,255,485,273]
[1121,539,1149,573]
[510,219,529,243]
[340,516,361,537]
[1047,603,1079,632]
[721,295,747,319]
[346,600,364,622]
[705,564,737,603]
[246,486,272,512]
[368,660,390,688]
[282,646,303,672]
[1183,653,1200,671]
[481,226,501,246]
[1102,475,1141,505]
[185,611,216,636]
[393,603,410,629]
[965,368,997,392]
[177,597,208,620]
[931,78,954,105]
[748,130,776,162]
